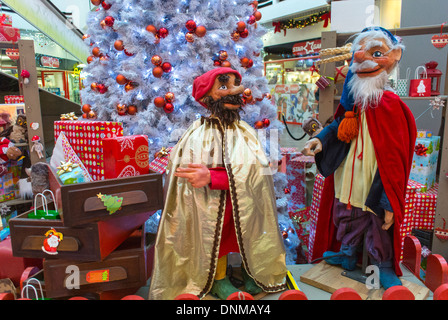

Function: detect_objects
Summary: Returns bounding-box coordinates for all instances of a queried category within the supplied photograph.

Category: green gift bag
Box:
[27,190,60,220]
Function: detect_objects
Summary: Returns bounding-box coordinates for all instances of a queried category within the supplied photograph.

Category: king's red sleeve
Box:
[209,167,229,190]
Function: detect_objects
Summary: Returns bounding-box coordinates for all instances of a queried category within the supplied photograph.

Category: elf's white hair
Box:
[350,29,405,54]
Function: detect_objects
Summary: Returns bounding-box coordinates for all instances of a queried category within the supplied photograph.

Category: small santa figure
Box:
[42,228,63,255]
[31,135,44,159]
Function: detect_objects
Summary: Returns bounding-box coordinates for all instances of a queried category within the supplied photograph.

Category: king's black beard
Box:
[203,95,244,127]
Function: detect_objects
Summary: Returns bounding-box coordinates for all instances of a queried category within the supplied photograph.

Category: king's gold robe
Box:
[148,117,287,300]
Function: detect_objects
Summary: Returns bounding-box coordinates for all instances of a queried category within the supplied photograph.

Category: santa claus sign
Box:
[42,228,63,255]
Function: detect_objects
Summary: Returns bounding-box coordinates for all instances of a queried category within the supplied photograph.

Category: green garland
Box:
[274,10,331,32]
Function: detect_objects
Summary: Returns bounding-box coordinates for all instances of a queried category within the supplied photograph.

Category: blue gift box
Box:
[58,166,87,185]
[410,135,440,191]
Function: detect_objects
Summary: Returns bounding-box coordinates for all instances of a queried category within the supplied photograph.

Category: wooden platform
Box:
[300,261,430,300]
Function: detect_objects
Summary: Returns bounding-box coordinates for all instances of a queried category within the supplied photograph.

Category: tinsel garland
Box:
[273,10,331,36]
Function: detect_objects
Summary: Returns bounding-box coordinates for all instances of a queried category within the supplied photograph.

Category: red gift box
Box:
[413,183,437,230]
[54,121,123,181]
[0,25,20,43]
[307,175,424,262]
[103,135,150,179]
[4,95,24,104]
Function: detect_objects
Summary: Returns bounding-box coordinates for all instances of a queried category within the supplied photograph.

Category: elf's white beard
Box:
[348,62,390,111]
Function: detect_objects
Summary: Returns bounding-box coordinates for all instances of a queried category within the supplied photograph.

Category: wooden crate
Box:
[42,228,154,299]
[48,166,163,227]
[9,209,153,262]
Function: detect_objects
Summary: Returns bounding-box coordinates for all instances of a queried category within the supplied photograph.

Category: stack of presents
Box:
[0,120,171,300]
[282,129,439,264]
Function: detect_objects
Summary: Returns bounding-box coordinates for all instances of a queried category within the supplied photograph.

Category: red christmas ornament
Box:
[116,74,128,85]
[161,62,172,73]
[165,92,175,102]
[248,15,256,25]
[104,16,115,27]
[87,111,97,119]
[101,1,112,10]
[237,21,246,32]
[151,55,163,66]
[153,67,164,78]
[97,84,108,94]
[231,31,240,41]
[253,11,262,21]
[243,88,252,98]
[214,60,222,67]
[146,24,157,35]
[82,104,92,113]
[241,57,250,67]
[163,103,174,113]
[87,56,94,64]
[127,105,138,115]
[154,97,166,108]
[114,40,124,51]
[221,61,231,68]
[125,82,136,92]
[116,104,128,116]
[239,28,249,38]
[219,50,228,61]
[91,0,102,6]
[254,121,264,129]
[185,32,195,43]
[185,20,197,32]
[90,82,98,92]
[157,28,169,39]
[284,188,290,194]
[92,47,101,57]
[262,118,271,128]
[124,49,134,56]
[195,25,207,37]
[246,59,254,68]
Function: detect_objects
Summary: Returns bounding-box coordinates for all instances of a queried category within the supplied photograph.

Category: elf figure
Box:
[302,27,417,289]
[149,68,287,300]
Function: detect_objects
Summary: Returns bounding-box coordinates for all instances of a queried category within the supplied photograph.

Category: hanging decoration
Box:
[273,9,331,36]
[431,22,448,49]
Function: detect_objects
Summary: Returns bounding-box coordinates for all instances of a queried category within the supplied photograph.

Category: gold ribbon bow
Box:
[155,147,169,158]
[57,161,79,175]
[60,112,78,121]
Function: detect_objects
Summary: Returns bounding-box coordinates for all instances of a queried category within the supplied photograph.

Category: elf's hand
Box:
[301,138,322,156]
[382,210,394,230]
[175,164,211,188]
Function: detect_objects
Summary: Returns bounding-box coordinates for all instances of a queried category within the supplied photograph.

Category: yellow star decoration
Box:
[97,193,103,199]
[56,161,79,175]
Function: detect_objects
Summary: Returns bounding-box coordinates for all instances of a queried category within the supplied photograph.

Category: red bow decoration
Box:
[272,22,286,36]
[415,143,428,156]
[321,12,331,28]
[309,63,319,76]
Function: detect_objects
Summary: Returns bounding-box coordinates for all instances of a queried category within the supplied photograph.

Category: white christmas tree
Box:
[81,0,300,264]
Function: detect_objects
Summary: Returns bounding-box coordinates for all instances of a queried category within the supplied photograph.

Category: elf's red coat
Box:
[312,91,417,276]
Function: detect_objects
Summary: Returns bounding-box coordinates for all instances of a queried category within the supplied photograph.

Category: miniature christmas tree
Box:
[82,0,300,263]
[97,193,123,214]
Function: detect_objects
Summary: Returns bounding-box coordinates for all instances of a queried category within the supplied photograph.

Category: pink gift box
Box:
[149,147,173,174]
[286,155,315,214]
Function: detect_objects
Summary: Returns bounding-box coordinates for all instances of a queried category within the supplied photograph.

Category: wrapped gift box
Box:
[0,25,20,43]
[54,121,123,181]
[410,135,440,191]
[280,147,299,173]
[4,95,24,104]
[413,183,437,230]
[149,147,173,174]
[289,206,311,261]
[286,154,316,213]
[103,135,149,179]
[0,14,13,26]
[307,174,424,262]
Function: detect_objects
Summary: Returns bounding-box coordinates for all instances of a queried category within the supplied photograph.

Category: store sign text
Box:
[40,56,60,68]
[292,40,321,56]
